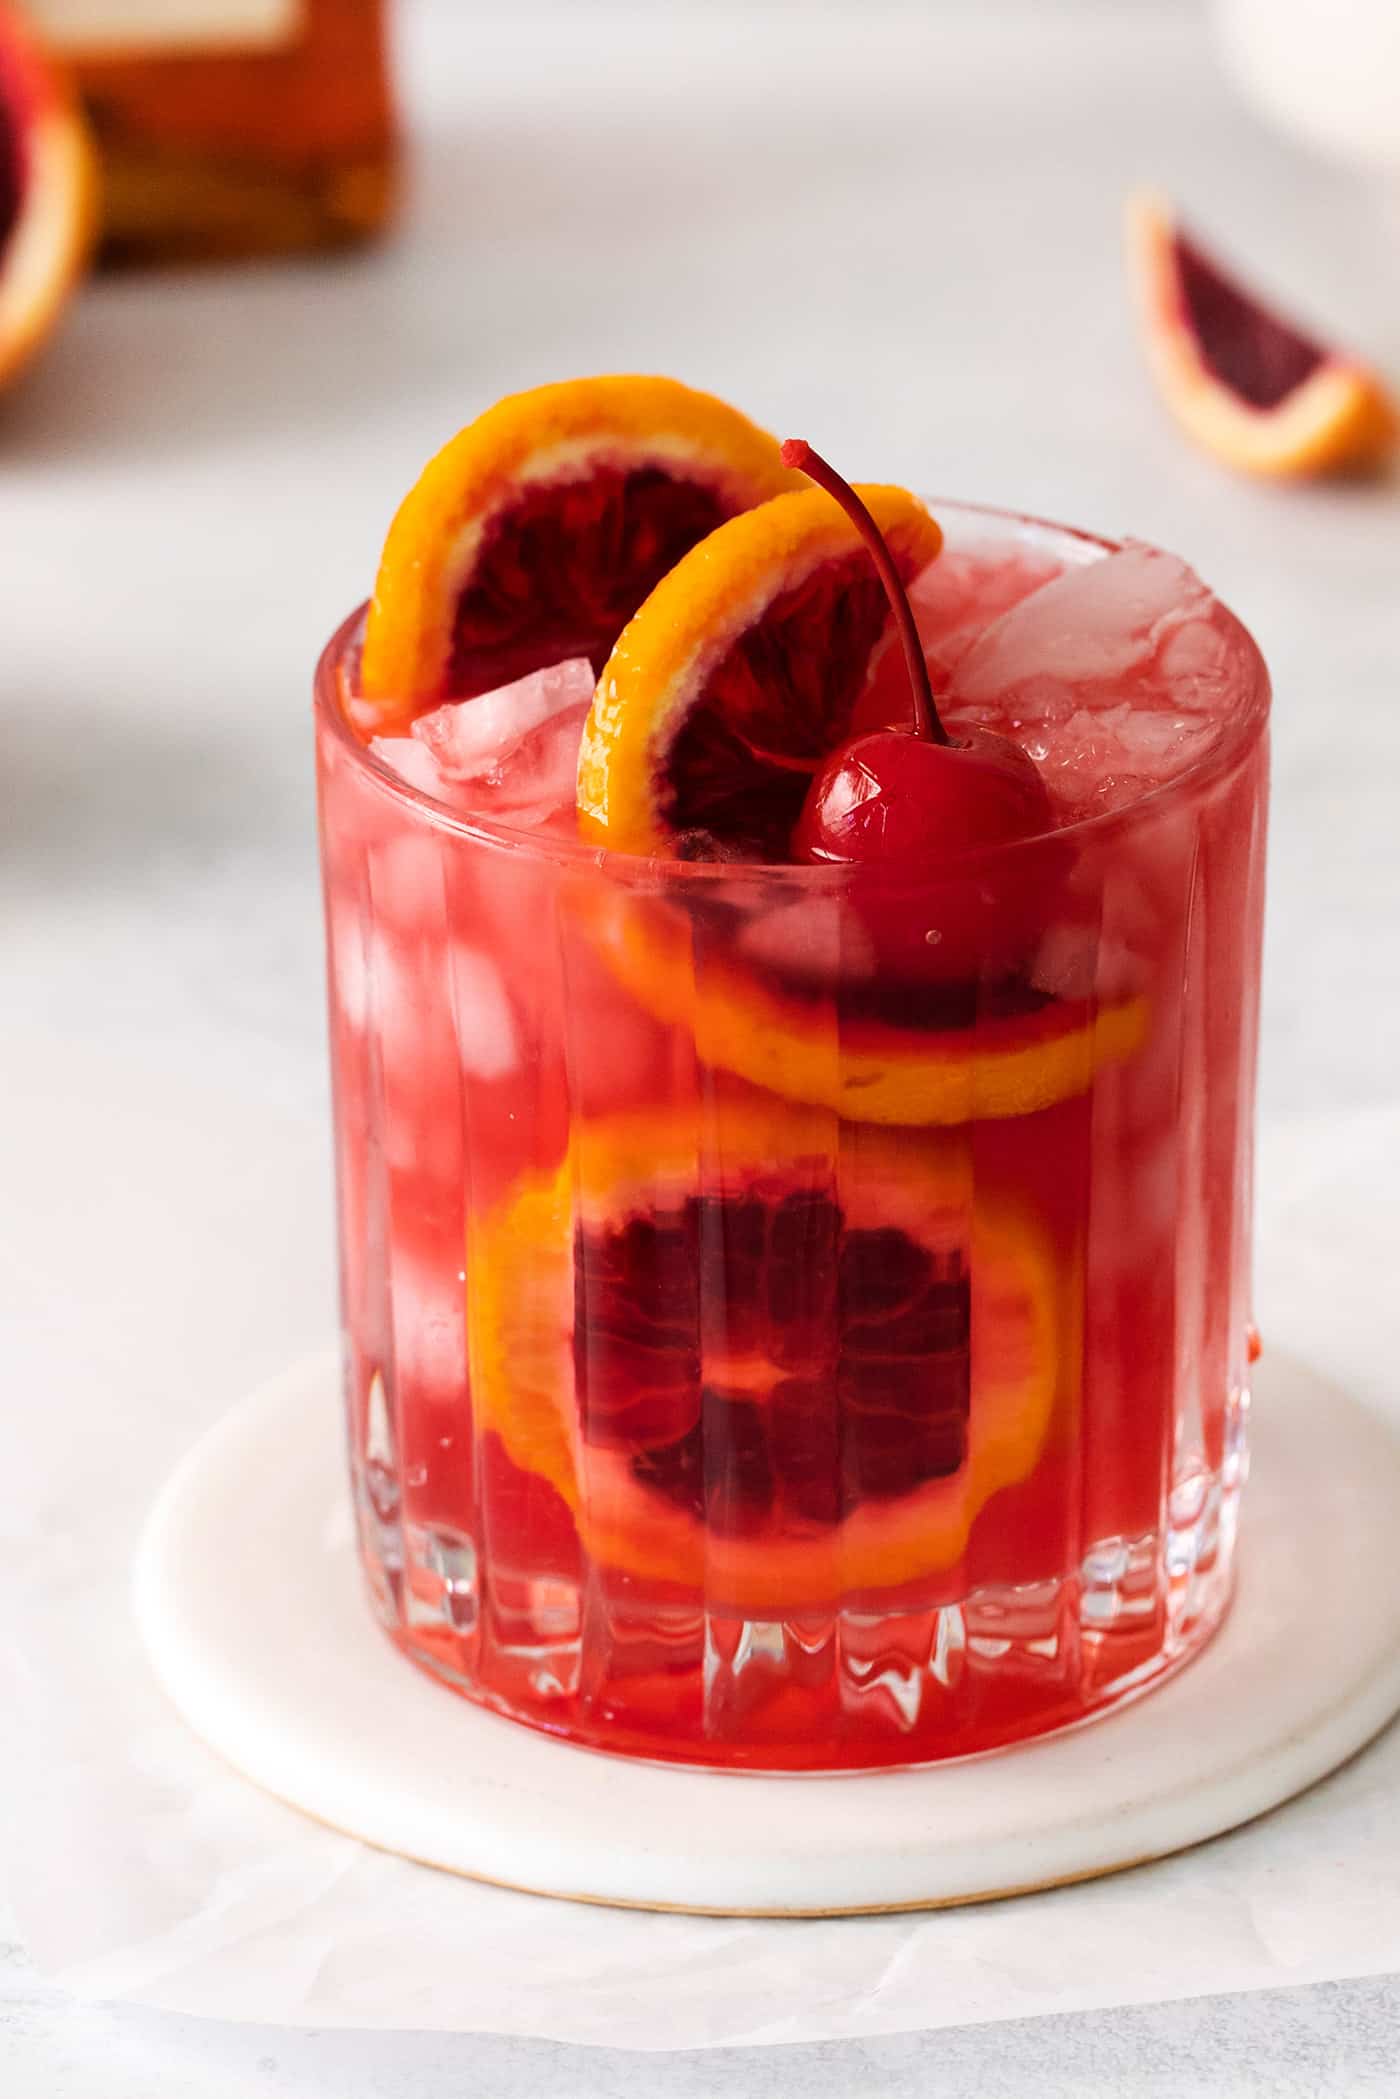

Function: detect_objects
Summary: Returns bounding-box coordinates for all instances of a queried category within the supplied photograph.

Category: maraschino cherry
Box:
[783,439,1054,981]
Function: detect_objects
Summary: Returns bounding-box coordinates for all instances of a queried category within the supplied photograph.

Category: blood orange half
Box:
[0,6,97,390]
[1126,192,1396,478]
[576,484,942,858]
[467,1097,1064,1613]
[358,375,800,732]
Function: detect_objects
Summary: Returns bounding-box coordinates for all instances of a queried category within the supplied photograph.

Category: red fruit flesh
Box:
[1173,228,1325,412]
[447,467,730,699]
[659,559,895,857]
[573,1189,970,1533]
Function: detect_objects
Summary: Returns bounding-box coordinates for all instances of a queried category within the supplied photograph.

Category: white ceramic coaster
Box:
[134,1349,1400,1916]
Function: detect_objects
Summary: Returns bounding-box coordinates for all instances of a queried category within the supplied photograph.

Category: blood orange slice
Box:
[358,375,799,732]
[467,1096,1063,1612]
[1126,192,1397,477]
[578,882,1149,1127]
[576,484,942,857]
[0,6,97,390]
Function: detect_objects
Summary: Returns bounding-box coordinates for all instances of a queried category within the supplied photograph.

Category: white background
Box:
[3,0,1399,2090]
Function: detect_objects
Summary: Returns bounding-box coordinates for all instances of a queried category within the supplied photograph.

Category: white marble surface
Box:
[2,0,1398,2089]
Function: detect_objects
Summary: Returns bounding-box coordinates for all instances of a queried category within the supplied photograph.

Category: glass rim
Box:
[314,497,1272,885]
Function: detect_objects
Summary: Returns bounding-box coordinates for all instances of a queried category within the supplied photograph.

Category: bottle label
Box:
[29,1,303,54]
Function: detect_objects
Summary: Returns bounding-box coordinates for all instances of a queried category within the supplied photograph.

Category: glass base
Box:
[355,1456,1242,1773]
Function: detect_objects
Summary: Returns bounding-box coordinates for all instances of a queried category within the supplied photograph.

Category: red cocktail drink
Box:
[316,465,1268,1770]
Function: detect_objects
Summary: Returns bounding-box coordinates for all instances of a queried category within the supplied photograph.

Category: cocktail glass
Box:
[314,502,1269,1771]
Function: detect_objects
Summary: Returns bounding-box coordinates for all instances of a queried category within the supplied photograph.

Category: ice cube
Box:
[366,921,462,1173]
[388,1254,466,1402]
[857,546,1067,733]
[948,545,1214,715]
[909,546,1064,678]
[449,943,519,1079]
[1027,704,1219,821]
[1155,616,1239,711]
[368,734,444,797]
[365,660,595,833]
[737,898,877,986]
[942,544,1244,820]
[365,924,415,1065]
[456,699,593,833]
[329,901,369,1031]
[369,833,447,930]
[413,659,596,779]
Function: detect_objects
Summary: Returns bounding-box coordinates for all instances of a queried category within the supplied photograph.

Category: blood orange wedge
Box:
[1126,192,1397,478]
[358,375,799,732]
[467,1095,1065,1613]
[0,5,97,390]
[576,484,943,857]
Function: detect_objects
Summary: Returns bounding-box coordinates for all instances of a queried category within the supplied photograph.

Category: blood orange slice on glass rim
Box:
[1125,191,1397,478]
[576,483,943,858]
[357,374,801,733]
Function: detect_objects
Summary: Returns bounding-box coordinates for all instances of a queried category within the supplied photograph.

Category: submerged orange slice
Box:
[467,1095,1065,1611]
[358,375,798,732]
[576,485,942,857]
[1126,192,1397,478]
[0,7,97,390]
[578,881,1149,1127]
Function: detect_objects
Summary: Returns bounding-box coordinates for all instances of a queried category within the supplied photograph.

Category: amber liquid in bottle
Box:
[29,0,397,263]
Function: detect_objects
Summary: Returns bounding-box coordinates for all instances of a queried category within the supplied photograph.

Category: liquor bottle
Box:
[27,0,397,263]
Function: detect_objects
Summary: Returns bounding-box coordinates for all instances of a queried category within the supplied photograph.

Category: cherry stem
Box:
[780,437,947,747]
